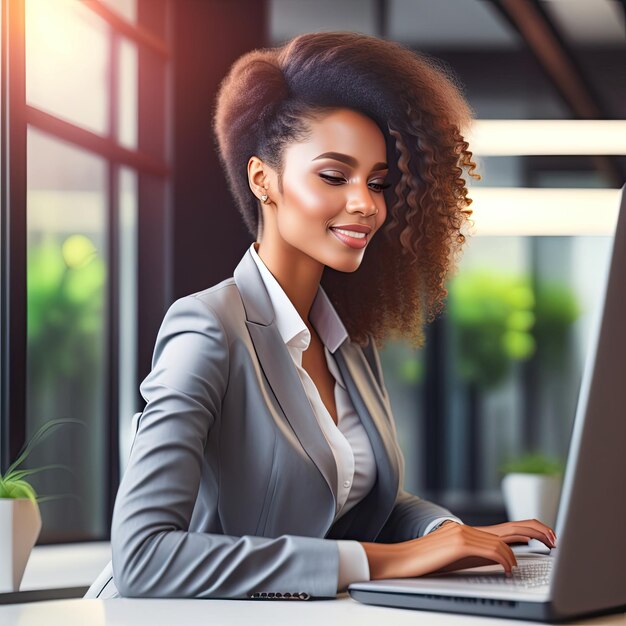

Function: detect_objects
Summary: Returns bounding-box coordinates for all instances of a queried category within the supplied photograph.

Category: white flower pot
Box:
[501,473,562,529]
[0,498,42,592]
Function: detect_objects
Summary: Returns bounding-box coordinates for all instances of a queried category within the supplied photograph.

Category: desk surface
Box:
[0,596,624,626]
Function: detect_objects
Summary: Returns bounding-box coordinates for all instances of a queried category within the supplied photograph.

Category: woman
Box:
[87,31,556,601]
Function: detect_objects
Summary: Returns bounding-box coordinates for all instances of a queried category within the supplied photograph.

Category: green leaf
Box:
[36,493,82,505]
[5,418,85,476]
[2,479,38,502]
[0,419,85,502]
[3,463,73,482]
[499,451,565,475]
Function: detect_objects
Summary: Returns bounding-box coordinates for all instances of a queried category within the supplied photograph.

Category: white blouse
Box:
[249,242,459,592]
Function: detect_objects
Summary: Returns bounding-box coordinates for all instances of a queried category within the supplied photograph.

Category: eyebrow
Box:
[312,151,388,172]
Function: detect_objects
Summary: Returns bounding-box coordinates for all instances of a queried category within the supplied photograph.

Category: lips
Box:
[329,223,372,234]
[329,226,369,249]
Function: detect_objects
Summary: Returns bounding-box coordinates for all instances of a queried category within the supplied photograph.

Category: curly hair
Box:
[212,31,479,349]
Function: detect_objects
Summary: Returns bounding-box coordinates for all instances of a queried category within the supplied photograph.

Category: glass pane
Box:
[26,128,108,542]
[444,235,612,501]
[98,0,137,23]
[380,232,613,520]
[118,38,138,149]
[118,167,138,474]
[25,0,110,135]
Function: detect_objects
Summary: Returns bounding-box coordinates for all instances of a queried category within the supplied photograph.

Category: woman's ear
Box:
[247,155,270,202]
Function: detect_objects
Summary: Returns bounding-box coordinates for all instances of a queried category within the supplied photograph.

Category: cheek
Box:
[281,180,341,228]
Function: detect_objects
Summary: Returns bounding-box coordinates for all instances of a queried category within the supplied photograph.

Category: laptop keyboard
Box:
[454,557,553,589]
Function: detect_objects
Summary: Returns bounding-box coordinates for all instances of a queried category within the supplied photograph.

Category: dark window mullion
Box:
[86,0,169,60]
[104,28,120,533]
[25,105,169,177]
[0,0,27,473]
[422,317,449,498]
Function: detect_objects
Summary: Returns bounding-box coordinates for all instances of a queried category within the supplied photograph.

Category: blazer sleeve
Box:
[362,336,464,543]
[111,295,339,600]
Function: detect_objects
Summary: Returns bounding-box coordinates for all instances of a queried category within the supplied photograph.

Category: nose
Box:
[346,183,378,216]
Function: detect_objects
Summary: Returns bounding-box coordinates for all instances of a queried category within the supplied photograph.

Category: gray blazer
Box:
[85,247,457,601]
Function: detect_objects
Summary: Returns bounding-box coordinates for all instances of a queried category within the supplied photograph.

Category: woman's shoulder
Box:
[187,276,238,307]
[167,277,245,333]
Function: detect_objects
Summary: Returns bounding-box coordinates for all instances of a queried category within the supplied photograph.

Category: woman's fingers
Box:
[436,555,512,574]
[501,535,530,544]
[477,519,557,548]
[485,534,517,573]
[517,518,556,540]
[372,521,538,580]
[499,525,554,548]
[453,524,518,574]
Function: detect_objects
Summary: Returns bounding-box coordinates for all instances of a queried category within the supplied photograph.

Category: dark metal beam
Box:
[489,0,623,186]
[374,0,389,39]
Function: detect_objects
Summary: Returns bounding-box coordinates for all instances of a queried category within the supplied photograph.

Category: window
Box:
[1,0,171,542]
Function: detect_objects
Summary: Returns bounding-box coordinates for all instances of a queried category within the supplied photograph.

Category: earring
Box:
[261,194,269,203]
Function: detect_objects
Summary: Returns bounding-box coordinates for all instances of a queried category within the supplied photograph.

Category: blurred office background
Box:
[1,0,624,543]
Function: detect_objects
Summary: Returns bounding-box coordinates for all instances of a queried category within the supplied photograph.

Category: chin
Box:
[323,254,364,273]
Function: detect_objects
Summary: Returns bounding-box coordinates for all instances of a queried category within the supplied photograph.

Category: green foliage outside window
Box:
[27,234,105,379]
[447,270,580,389]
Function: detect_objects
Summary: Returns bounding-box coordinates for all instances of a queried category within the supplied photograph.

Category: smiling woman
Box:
[213,32,480,349]
[249,108,389,273]
[87,30,557,603]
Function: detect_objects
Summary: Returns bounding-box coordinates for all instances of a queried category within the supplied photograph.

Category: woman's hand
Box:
[473,519,557,549]
[360,522,519,580]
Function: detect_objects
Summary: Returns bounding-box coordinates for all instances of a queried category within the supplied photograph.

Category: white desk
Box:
[20,541,111,591]
[0,596,624,626]
[2,542,623,625]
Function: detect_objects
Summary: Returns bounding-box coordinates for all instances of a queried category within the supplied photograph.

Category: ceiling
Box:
[269,0,625,49]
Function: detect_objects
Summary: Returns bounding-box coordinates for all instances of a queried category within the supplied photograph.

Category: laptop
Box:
[348,184,626,623]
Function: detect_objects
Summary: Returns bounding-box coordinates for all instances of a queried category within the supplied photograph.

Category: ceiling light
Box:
[466,120,626,156]
[464,187,620,236]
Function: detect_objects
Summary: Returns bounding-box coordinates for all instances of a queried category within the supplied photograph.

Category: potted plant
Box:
[499,452,565,529]
[0,418,79,593]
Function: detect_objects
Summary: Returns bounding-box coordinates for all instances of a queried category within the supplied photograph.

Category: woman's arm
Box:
[375,489,465,542]
[111,295,339,599]
[360,521,519,580]
[356,339,555,580]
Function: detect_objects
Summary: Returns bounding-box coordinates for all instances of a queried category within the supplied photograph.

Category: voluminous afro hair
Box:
[213,31,479,349]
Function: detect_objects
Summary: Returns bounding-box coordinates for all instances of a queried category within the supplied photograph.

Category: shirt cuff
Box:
[422,516,465,536]
[336,540,370,592]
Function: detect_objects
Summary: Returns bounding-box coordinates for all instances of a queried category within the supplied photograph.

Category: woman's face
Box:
[256,107,389,273]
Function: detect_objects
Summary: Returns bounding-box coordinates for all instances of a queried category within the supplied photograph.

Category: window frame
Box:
[0,0,172,542]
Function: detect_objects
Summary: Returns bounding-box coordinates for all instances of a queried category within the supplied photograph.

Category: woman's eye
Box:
[319,173,391,192]
[370,182,391,192]
[319,173,344,184]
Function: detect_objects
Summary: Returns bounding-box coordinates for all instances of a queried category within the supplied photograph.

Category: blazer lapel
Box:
[325,342,400,541]
[233,247,400,541]
[234,249,338,527]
